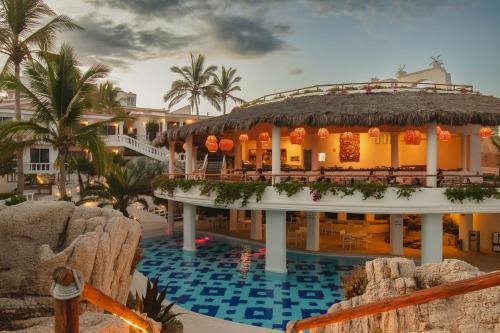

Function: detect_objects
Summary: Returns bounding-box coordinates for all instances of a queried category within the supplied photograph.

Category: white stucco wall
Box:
[473,213,500,252]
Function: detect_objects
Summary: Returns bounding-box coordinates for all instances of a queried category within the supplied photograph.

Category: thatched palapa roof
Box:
[165,92,500,141]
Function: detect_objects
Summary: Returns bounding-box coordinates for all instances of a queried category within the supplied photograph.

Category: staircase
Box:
[101,135,168,162]
[205,153,225,179]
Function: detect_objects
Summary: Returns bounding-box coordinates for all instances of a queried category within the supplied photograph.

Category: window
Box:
[30,148,49,164]
[0,116,12,123]
[101,125,117,135]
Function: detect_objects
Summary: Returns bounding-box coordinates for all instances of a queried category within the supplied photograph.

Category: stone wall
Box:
[314,258,500,333]
[0,201,142,329]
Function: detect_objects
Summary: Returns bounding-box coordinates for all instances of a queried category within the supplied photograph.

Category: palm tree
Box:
[212,66,245,115]
[164,53,219,116]
[68,155,96,195]
[0,0,81,194]
[79,158,164,217]
[92,81,124,114]
[0,44,125,197]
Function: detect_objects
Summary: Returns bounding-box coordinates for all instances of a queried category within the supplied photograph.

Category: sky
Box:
[42,0,500,115]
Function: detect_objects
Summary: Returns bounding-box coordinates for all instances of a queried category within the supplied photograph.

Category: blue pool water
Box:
[138,236,367,330]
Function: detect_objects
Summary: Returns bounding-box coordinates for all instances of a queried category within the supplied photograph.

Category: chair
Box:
[340,230,355,249]
[295,227,307,247]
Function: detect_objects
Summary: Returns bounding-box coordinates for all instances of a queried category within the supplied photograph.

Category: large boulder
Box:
[315,258,500,333]
[0,202,142,330]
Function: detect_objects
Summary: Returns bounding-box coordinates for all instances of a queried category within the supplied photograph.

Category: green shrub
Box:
[444,184,499,203]
[0,192,15,200]
[5,195,27,206]
[273,181,304,197]
[341,265,368,300]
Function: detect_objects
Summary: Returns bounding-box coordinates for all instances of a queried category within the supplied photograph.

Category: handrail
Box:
[102,134,168,161]
[285,270,500,333]
[52,267,153,333]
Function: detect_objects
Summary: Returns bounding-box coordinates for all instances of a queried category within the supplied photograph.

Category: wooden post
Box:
[52,267,80,333]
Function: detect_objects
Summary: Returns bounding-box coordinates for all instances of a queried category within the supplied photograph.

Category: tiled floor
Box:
[138,235,367,330]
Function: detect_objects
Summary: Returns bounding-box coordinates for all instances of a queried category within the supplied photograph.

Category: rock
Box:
[320,257,500,333]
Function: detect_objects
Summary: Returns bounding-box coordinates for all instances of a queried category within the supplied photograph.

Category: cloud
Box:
[289,67,303,75]
[64,14,196,67]
[205,16,288,56]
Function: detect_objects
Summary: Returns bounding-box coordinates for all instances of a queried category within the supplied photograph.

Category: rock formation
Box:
[0,201,142,331]
[315,258,500,333]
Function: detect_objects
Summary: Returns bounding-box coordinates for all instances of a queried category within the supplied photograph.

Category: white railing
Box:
[23,163,57,174]
[101,135,168,161]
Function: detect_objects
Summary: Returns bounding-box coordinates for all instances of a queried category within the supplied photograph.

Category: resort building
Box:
[0,93,209,194]
[154,64,500,274]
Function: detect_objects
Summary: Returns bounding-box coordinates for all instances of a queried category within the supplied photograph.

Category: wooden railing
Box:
[285,270,500,333]
[52,267,154,333]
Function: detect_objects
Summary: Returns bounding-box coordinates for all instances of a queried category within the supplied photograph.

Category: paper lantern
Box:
[290,130,304,145]
[341,132,354,141]
[438,130,451,142]
[259,132,270,143]
[317,128,329,139]
[294,127,306,137]
[404,130,422,145]
[232,106,241,112]
[219,139,234,152]
[368,127,380,138]
[239,133,249,143]
[478,127,493,139]
[436,126,442,135]
[182,143,187,151]
[206,142,218,152]
[206,135,218,144]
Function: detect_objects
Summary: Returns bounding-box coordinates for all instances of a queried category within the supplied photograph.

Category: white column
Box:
[470,126,481,175]
[389,214,404,256]
[426,123,437,187]
[306,212,320,251]
[185,136,193,177]
[256,140,263,169]
[421,214,443,264]
[391,133,399,169]
[272,126,281,183]
[118,121,124,135]
[166,200,175,236]
[265,210,287,273]
[168,141,176,177]
[458,214,473,251]
[229,209,238,232]
[461,133,469,172]
[191,146,198,173]
[251,210,263,240]
[183,203,196,252]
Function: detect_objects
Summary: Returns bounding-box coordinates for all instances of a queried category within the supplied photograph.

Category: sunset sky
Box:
[44,0,500,114]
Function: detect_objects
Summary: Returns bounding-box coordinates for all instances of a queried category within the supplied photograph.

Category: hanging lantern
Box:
[290,130,304,145]
[182,143,187,151]
[219,139,234,152]
[317,128,329,139]
[368,127,380,138]
[239,133,249,143]
[206,142,218,152]
[436,126,442,135]
[438,130,451,142]
[232,106,241,112]
[206,135,218,144]
[478,127,493,139]
[341,132,354,141]
[259,132,270,143]
[294,127,306,137]
[404,130,422,145]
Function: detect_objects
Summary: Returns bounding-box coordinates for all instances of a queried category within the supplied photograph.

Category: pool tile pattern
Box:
[138,236,366,330]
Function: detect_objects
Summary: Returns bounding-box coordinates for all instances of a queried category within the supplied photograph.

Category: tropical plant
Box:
[130,277,182,333]
[145,120,160,141]
[91,81,123,114]
[273,181,304,197]
[79,158,164,217]
[444,184,499,203]
[0,0,80,194]
[0,44,125,197]
[212,66,245,114]
[5,194,26,206]
[163,53,219,116]
[341,265,368,300]
[67,155,96,194]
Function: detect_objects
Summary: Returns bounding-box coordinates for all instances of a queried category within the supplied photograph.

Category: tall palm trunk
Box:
[223,99,226,115]
[14,62,24,194]
[59,154,67,198]
[194,100,200,116]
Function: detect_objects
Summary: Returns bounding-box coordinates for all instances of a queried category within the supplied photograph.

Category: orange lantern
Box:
[239,133,249,143]
[219,139,234,152]
[182,143,187,151]
[206,142,218,152]
[368,127,380,138]
[206,135,218,144]
[436,126,442,135]
[259,132,270,143]
[290,130,304,145]
[341,132,354,141]
[294,127,306,137]
[478,127,493,139]
[404,130,422,145]
[232,106,241,112]
[438,130,451,142]
[317,128,329,139]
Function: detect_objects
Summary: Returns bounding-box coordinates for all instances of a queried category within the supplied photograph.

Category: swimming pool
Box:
[138,235,367,330]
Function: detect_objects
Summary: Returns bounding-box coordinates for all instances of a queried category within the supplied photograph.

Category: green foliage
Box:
[354,182,387,200]
[395,184,420,200]
[5,194,26,206]
[273,181,304,197]
[341,265,368,300]
[145,120,160,141]
[443,215,459,236]
[444,184,499,203]
[176,179,198,192]
[0,192,15,200]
